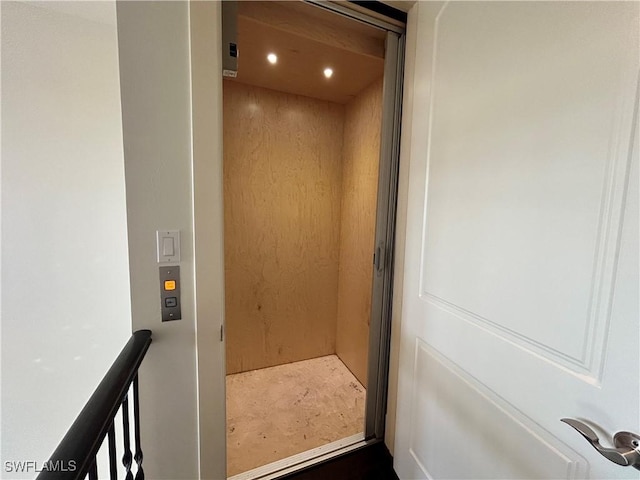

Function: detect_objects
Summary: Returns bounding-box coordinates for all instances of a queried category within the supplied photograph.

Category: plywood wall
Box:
[335,78,384,387]
[223,80,344,374]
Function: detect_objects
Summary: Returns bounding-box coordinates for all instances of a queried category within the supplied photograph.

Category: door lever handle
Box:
[561,418,640,470]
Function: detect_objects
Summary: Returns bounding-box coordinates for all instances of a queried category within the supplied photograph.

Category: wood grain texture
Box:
[224,80,344,374]
[239,1,386,59]
[232,13,384,104]
[335,78,384,388]
[226,355,365,476]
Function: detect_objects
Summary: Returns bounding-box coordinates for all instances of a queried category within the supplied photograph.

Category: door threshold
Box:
[227,433,372,480]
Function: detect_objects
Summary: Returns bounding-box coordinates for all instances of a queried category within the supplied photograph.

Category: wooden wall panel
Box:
[224,80,344,374]
[335,78,384,387]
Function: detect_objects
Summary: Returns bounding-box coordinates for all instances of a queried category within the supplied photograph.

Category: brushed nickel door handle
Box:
[561,418,640,470]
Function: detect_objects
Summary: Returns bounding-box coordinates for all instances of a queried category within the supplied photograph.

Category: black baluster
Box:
[133,375,144,480]
[88,457,98,480]
[121,394,134,480]
[108,422,117,480]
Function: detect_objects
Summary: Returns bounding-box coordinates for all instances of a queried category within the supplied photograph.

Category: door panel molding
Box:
[409,340,587,480]
[415,1,638,382]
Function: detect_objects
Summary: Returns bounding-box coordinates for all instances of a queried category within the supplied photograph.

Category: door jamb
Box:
[207,2,408,478]
[365,30,406,440]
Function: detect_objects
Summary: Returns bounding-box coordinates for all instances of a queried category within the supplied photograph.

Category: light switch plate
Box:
[156,230,180,263]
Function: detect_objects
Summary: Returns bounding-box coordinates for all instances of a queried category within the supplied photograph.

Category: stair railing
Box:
[37,329,152,480]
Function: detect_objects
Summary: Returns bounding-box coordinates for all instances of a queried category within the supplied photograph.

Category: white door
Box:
[394,2,639,479]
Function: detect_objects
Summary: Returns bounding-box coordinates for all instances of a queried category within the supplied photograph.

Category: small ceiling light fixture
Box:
[323,67,334,79]
[267,53,278,64]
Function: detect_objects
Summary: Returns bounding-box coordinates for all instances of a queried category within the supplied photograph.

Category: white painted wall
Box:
[116,2,206,478]
[1,2,131,477]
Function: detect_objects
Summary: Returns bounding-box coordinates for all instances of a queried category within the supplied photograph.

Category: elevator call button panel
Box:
[159,266,181,321]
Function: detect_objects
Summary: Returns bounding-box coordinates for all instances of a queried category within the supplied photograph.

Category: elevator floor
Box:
[226,355,366,477]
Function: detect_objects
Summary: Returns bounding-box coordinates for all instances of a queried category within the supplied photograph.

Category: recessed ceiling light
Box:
[267,53,278,64]
[323,67,333,78]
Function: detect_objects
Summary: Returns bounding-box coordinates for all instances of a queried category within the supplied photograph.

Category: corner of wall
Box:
[189,1,227,478]
[335,76,385,388]
[116,2,200,478]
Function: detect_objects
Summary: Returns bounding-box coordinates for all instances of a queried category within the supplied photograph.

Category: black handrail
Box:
[37,330,152,480]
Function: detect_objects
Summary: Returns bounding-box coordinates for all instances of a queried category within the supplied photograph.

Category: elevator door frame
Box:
[365,28,405,443]
[225,2,406,478]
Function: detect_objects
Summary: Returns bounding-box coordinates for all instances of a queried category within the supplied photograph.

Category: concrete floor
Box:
[226,355,366,477]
